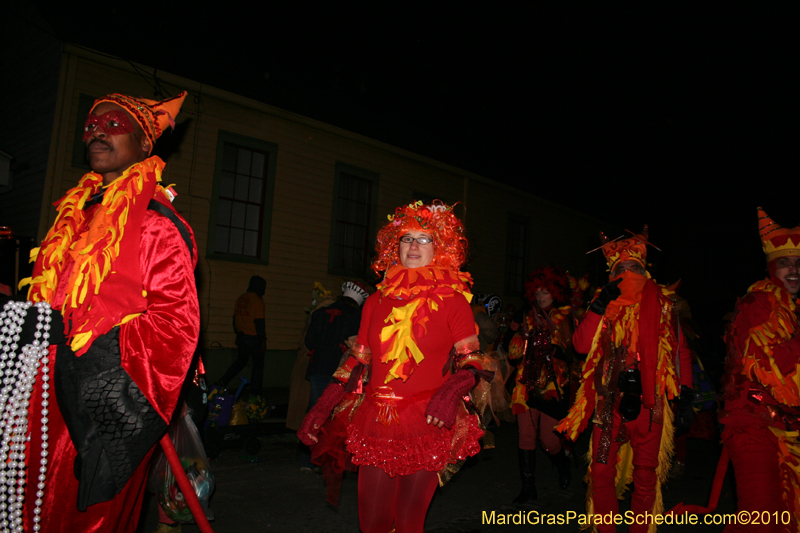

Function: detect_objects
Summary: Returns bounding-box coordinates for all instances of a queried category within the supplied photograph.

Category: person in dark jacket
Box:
[305,281,369,407]
[299,281,368,471]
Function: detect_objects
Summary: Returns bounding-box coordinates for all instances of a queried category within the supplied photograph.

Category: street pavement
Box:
[137,409,736,533]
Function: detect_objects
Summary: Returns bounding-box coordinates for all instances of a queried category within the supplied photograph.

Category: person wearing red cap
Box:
[299,201,492,533]
[508,266,575,504]
[720,208,800,532]
[21,91,199,533]
[556,229,693,533]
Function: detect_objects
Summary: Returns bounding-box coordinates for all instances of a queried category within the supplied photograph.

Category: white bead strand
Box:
[0,301,51,533]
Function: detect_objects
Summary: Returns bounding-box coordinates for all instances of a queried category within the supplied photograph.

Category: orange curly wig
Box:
[523,266,572,307]
[371,200,468,275]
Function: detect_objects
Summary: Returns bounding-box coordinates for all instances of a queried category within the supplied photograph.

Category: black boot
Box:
[512,448,537,505]
[551,448,571,490]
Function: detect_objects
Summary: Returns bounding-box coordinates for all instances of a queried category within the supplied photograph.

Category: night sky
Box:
[17,3,800,362]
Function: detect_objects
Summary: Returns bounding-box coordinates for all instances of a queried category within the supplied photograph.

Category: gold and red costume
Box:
[556,232,692,533]
[21,92,198,533]
[720,208,800,533]
[509,305,572,415]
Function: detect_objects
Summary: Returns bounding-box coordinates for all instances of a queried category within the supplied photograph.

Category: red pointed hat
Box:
[601,226,649,271]
[759,207,800,261]
[90,92,187,151]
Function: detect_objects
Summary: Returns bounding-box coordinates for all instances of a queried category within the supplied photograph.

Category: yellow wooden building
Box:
[1,44,609,387]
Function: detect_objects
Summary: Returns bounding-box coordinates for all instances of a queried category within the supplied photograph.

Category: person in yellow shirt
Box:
[218,275,267,395]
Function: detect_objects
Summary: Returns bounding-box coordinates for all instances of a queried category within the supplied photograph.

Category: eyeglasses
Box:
[399,235,432,245]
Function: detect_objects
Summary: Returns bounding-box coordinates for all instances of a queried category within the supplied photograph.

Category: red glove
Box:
[425,369,477,430]
[298,382,346,445]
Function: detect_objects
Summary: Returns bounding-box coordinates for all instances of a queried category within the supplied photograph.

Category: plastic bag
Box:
[149,414,215,523]
[229,399,249,426]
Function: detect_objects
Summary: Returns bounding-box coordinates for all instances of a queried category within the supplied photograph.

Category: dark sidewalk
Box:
[138,402,736,533]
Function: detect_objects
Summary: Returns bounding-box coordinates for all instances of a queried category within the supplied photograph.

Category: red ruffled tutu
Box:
[345,388,483,477]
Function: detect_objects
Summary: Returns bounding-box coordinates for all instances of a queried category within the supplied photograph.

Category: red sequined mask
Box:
[82,110,135,141]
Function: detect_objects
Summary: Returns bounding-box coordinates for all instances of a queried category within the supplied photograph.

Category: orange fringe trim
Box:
[768,426,800,530]
[740,280,800,406]
[22,157,166,352]
[509,305,572,411]
[376,265,472,383]
[556,286,680,441]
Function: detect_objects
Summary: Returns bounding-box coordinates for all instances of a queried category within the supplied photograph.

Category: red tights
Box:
[722,425,791,533]
[358,465,439,533]
[590,410,662,533]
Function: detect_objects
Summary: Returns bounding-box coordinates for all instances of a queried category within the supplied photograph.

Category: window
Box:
[328,163,379,276]
[71,94,96,169]
[209,131,277,264]
[505,215,529,294]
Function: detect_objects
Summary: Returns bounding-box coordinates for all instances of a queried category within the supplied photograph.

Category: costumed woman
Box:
[299,201,491,533]
[508,267,574,504]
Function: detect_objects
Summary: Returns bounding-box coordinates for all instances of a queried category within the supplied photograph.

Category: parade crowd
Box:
[1,87,798,533]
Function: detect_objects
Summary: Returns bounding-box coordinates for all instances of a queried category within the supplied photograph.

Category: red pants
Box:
[358,465,439,533]
[517,409,562,453]
[590,410,662,533]
[722,424,792,533]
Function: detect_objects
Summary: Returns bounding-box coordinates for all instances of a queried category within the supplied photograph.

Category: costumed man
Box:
[472,293,500,352]
[299,280,368,471]
[218,275,267,396]
[21,91,199,533]
[720,208,800,533]
[508,267,574,504]
[556,229,693,533]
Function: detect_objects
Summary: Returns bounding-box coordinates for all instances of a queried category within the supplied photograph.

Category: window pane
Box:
[229,228,244,255]
[246,204,260,230]
[344,224,354,246]
[222,145,238,172]
[249,178,263,203]
[220,172,235,198]
[252,152,265,178]
[231,202,246,228]
[235,175,249,201]
[215,226,229,253]
[237,148,251,175]
[217,199,232,225]
[335,223,345,245]
[243,230,259,256]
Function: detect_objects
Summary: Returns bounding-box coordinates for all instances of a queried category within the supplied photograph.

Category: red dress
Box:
[344,268,483,477]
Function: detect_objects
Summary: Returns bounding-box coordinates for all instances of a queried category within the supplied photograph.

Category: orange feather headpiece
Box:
[372,200,467,275]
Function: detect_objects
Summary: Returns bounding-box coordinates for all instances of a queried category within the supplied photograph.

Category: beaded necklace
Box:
[0,300,52,532]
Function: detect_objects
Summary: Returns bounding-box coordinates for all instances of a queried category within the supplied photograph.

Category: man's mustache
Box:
[87,138,112,150]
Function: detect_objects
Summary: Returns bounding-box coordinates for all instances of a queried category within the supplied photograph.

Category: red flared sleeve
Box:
[119,209,199,422]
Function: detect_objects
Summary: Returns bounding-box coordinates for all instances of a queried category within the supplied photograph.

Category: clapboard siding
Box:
[28,44,610,385]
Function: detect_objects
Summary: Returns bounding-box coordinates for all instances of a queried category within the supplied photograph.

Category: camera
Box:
[617,366,642,420]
